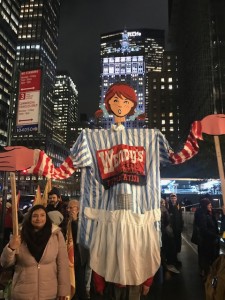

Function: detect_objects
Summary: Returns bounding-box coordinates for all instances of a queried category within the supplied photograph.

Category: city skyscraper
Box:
[0,0,21,145]
[167,0,225,177]
[148,51,180,149]
[11,0,61,149]
[53,71,79,149]
[99,29,165,128]
[9,0,72,193]
[168,0,225,139]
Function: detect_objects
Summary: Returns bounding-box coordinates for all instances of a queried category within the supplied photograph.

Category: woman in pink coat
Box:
[0,204,70,300]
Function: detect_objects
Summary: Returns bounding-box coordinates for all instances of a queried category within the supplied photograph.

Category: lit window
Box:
[161,85,165,89]
[161,78,165,82]
[170,127,174,131]
[161,120,165,125]
[169,85,173,90]
[168,78,172,82]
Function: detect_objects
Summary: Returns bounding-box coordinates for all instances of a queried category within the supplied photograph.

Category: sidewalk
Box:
[145,235,205,300]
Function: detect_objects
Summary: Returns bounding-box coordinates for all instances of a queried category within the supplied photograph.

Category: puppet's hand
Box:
[201,114,225,135]
[0,146,35,171]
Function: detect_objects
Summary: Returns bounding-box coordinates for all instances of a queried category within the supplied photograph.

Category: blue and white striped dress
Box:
[70,125,172,285]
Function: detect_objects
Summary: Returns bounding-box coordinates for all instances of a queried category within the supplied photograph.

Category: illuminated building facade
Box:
[53,71,79,149]
[148,51,180,149]
[9,0,70,193]
[11,0,60,146]
[100,29,165,128]
[0,0,21,145]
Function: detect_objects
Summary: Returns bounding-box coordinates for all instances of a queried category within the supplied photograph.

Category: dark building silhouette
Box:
[167,0,225,178]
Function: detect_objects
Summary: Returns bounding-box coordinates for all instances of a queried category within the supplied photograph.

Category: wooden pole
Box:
[10,172,18,235]
[214,136,225,205]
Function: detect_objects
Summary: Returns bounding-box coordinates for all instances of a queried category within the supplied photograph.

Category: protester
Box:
[160,198,180,274]
[47,187,68,237]
[194,198,220,278]
[1,84,223,290]
[0,204,70,300]
[48,210,64,226]
[67,199,91,300]
[168,193,184,266]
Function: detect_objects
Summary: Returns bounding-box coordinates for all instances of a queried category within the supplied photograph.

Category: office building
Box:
[9,0,70,193]
[53,71,79,149]
[100,29,165,128]
[148,51,180,149]
[0,0,21,145]
[167,0,225,177]
[168,0,225,138]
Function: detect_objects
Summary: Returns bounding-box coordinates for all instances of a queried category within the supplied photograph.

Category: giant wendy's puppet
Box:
[1,83,225,286]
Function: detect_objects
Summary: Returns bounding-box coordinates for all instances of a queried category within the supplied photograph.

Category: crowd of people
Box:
[161,194,225,279]
[0,188,225,300]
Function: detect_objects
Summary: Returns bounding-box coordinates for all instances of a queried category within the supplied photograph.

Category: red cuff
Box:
[143,276,154,287]
[92,271,105,293]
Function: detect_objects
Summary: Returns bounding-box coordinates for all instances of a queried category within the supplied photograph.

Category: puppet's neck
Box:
[114,115,126,124]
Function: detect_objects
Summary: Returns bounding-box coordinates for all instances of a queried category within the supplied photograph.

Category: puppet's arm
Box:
[26,150,76,179]
[169,121,202,164]
[0,146,76,179]
[169,114,225,164]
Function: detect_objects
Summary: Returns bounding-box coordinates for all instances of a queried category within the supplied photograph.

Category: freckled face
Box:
[108,94,134,117]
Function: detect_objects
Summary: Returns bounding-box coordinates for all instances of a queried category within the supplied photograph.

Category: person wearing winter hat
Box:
[48,210,64,226]
[194,197,220,278]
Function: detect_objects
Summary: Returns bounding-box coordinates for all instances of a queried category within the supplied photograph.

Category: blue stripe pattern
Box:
[70,128,171,247]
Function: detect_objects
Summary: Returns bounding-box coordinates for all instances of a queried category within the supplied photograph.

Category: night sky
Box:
[57,0,168,118]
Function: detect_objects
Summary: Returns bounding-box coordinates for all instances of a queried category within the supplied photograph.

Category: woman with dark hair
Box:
[0,204,70,300]
[195,198,220,278]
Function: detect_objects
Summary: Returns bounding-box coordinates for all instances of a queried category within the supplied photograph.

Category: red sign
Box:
[16,69,41,133]
[97,144,146,188]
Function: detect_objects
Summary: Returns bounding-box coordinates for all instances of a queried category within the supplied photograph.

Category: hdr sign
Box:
[16,69,41,133]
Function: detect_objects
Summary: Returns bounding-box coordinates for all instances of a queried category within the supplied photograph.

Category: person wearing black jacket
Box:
[46,187,68,238]
[67,199,91,300]
[168,193,184,266]
[195,198,220,278]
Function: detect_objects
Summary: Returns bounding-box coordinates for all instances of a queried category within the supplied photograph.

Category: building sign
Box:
[127,31,141,37]
[16,69,41,133]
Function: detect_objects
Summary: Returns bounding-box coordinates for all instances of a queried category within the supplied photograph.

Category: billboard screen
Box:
[16,69,41,133]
